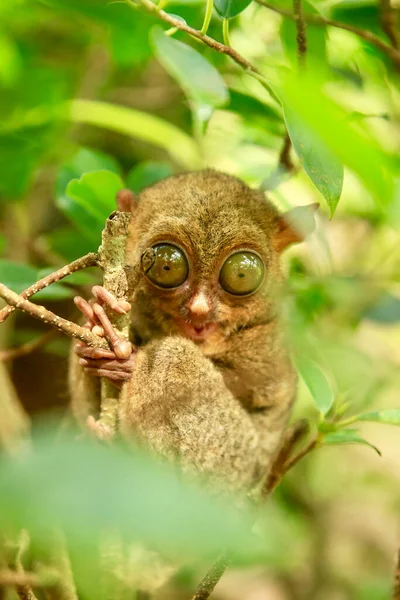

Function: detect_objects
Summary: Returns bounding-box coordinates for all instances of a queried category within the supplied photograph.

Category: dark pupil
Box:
[238,273,245,278]
[163,265,170,271]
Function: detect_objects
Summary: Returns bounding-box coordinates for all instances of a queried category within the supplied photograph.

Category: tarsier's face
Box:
[140,241,266,342]
[127,170,315,348]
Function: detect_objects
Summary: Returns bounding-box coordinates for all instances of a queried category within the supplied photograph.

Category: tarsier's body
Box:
[70,170,316,492]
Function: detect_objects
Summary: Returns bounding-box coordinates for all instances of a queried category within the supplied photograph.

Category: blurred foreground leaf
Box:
[0,427,265,569]
[322,429,381,455]
[364,292,400,323]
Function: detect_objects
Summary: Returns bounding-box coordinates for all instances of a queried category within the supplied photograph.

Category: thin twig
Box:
[380,0,399,50]
[262,420,309,496]
[191,553,230,600]
[256,0,400,69]
[125,0,278,100]
[0,252,99,324]
[0,330,59,362]
[293,0,307,65]
[0,284,108,350]
[393,549,400,599]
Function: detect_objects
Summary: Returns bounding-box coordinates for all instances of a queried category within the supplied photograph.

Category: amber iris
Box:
[144,244,189,288]
[219,252,264,295]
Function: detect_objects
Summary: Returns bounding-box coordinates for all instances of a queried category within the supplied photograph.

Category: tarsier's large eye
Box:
[219,252,264,296]
[142,244,189,288]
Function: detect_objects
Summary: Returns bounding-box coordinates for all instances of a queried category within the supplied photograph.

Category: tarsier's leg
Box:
[119,337,266,492]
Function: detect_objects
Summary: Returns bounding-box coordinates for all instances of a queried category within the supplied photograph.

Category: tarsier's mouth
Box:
[175,318,218,342]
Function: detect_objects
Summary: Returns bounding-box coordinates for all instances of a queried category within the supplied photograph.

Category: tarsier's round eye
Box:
[219,252,264,296]
[143,244,189,289]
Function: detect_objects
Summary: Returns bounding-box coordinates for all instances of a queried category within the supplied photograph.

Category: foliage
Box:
[0,0,400,597]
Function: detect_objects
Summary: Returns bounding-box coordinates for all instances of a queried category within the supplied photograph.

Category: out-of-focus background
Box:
[1,0,400,598]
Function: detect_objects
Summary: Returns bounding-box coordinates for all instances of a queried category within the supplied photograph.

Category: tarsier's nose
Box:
[188,291,211,318]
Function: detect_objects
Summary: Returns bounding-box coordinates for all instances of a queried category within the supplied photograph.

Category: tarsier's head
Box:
[119,170,317,347]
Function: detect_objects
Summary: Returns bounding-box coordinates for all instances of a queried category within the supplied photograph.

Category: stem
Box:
[0,252,99,324]
[222,18,231,47]
[201,0,214,35]
[256,0,400,69]
[380,0,399,50]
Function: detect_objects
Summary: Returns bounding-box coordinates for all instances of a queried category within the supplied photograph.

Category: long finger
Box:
[92,303,132,359]
[75,346,116,360]
[84,368,132,381]
[92,286,131,314]
[79,358,134,372]
[74,296,95,322]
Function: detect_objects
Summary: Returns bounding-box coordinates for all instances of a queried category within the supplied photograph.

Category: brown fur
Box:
[70,169,316,492]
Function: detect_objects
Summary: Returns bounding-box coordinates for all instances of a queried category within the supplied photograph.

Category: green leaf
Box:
[322,429,381,455]
[0,261,73,300]
[214,0,253,18]
[296,357,334,415]
[151,27,229,112]
[70,99,201,168]
[283,105,344,217]
[55,147,121,245]
[278,73,393,214]
[45,227,97,263]
[66,170,125,228]
[127,161,174,194]
[357,409,400,426]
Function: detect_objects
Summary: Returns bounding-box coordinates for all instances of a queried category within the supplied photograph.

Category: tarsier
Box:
[69,170,317,493]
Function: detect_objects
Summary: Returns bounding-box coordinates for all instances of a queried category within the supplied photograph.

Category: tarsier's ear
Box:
[116,189,137,213]
[273,203,319,253]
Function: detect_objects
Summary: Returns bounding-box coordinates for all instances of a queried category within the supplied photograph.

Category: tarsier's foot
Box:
[74,286,135,385]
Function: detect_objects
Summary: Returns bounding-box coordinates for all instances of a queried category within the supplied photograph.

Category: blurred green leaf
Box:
[0,261,73,300]
[322,429,381,455]
[357,409,400,426]
[127,161,174,194]
[296,357,334,415]
[0,32,22,87]
[214,0,253,18]
[56,148,122,245]
[66,170,125,226]
[0,428,265,569]
[151,27,229,113]
[70,99,201,168]
[330,0,380,35]
[45,228,97,263]
[283,105,344,216]
[364,292,400,323]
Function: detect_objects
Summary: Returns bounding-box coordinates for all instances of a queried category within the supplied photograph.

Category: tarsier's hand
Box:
[74,286,135,385]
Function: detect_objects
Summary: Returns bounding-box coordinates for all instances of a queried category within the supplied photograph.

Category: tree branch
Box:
[0,252,99,324]
[0,330,59,362]
[0,284,108,350]
[256,0,400,69]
